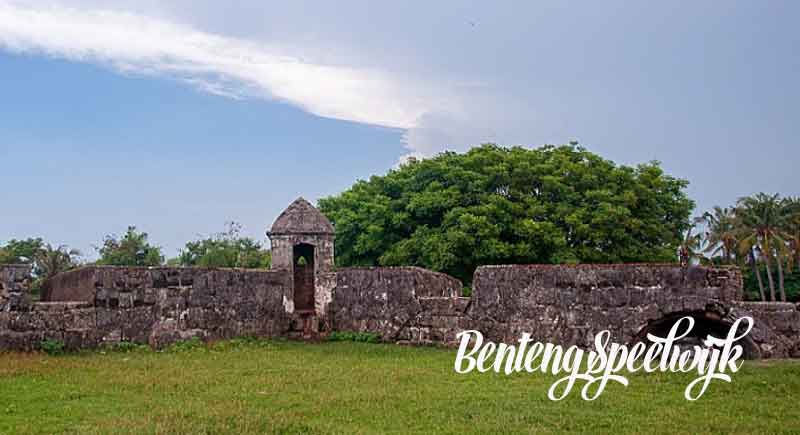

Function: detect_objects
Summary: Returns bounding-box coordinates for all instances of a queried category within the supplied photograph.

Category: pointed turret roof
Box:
[268,197,334,235]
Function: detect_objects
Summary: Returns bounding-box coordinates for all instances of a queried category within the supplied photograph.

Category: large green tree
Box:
[96,226,163,267]
[176,222,271,269]
[319,144,694,283]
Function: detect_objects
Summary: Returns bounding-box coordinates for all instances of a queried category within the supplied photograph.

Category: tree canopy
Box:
[319,144,694,283]
[175,222,271,269]
[0,238,45,265]
[695,193,800,302]
[96,226,163,267]
[32,244,81,281]
[1,238,81,295]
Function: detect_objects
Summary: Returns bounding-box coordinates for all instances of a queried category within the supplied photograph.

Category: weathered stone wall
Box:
[328,263,800,358]
[2,266,291,350]
[2,262,799,358]
[330,267,468,344]
[467,264,743,347]
[0,264,32,312]
[41,267,97,302]
[0,301,95,351]
[733,302,800,358]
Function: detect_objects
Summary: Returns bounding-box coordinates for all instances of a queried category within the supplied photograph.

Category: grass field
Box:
[0,340,798,434]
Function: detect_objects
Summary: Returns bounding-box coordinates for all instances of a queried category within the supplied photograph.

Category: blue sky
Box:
[0,1,798,258]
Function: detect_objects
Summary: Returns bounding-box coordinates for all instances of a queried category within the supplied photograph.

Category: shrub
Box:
[165,336,205,353]
[96,226,163,266]
[327,331,380,343]
[177,222,271,269]
[109,341,148,353]
[39,339,65,355]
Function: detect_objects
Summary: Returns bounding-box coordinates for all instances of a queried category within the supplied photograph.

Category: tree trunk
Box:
[751,249,766,302]
[776,250,786,302]
[763,252,777,302]
[795,247,800,270]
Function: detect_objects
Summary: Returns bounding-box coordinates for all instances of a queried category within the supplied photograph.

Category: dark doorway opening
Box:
[632,310,760,359]
[293,243,315,312]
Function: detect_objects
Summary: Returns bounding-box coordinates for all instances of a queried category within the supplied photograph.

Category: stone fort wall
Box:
[329,263,800,358]
[1,264,32,312]
[2,265,291,350]
[330,267,468,344]
[467,264,798,359]
[1,263,799,358]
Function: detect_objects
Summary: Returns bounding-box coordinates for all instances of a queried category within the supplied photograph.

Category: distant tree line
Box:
[0,222,271,295]
[3,144,795,303]
[683,193,800,302]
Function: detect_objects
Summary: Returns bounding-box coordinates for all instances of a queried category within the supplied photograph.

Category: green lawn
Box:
[0,340,798,434]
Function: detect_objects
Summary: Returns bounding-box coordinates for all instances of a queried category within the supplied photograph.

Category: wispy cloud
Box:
[0,1,456,137]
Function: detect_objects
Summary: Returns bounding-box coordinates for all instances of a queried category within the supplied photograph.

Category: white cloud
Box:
[0,1,458,136]
[0,1,565,162]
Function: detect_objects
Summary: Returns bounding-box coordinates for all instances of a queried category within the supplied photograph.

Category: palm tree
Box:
[696,206,738,264]
[33,244,81,280]
[736,193,790,302]
[748,246,767,301]
[783,197,800,271]
[678,225,705,267]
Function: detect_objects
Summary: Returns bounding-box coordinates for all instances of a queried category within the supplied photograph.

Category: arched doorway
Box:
[293,243,315,312]
[632,310,761,359]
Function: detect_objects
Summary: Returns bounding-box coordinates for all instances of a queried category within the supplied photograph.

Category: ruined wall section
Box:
[330,267,468,344]
[329,264,757,349]
[3,263,799,358]
[1,266,291,350]
[467,264,800,358]
[328,264,800,358]
[1,264,95,350]
[0,264,32,311]
[468,264,744,348]
[732,302,800,358]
